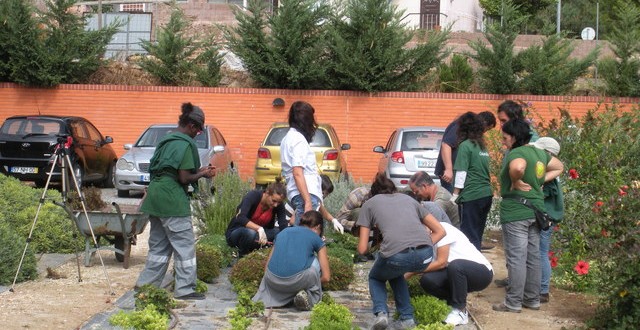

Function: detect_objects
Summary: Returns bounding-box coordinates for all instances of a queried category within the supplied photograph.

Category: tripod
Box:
[10,136,114,295]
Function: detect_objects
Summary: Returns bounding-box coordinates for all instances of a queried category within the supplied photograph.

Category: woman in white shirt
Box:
[413,222,493,326]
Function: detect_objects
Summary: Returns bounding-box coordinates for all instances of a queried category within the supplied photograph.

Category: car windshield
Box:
[265,127,331,147]
[135,127,208,148]
[0,118,63,136]
[401,131,443,151]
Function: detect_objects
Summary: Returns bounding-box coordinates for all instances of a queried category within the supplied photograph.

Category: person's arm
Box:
[292,166,312,212]
[508,158,531,192]
[178,165,215,185]
[317,246,331,283]
[319,204,344,234]
[441,143,453,183]
[545,156,564,182]
[424,245,450,272]
[422,213,445,244]
[357,226,371,255]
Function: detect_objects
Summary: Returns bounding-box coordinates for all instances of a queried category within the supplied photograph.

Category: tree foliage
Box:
[438,54,474,93]
[225,0,331,89]
[139,6,223,86]
[326,0,448,92]
[0,0,118,87]
[515,34,598,95]
[597,2,640,97]
[480,0,554,18]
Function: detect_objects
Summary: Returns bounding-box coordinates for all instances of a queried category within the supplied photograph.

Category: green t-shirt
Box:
[499,145,551,223]
[453,140,492,202]
[140,133,200,217]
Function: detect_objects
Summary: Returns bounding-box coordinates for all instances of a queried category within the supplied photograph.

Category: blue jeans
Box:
[369,246,433,320]
[502,219,541,310]
[291,194,321,226]
[227,227,280,257]
[539,227,552,294]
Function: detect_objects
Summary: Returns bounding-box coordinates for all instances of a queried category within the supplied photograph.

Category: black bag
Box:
[505,196,554,230]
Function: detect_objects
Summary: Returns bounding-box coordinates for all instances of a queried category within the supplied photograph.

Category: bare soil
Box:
[0,228,597,330]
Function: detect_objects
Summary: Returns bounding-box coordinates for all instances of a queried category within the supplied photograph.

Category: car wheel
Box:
[102,162,116,188]
[117,189,130,198]
[71,163,84,189]
[114,235,125,262]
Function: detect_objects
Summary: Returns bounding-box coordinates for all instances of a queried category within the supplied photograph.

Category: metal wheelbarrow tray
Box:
[61,202,149,269]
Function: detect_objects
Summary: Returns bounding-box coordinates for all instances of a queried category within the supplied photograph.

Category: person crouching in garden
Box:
[225,178,289,258]
[252,210,330,311]
[357,173,446,330]
[407,222,493,326]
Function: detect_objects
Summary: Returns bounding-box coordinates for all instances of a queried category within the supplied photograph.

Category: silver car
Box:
[373,126,445,189]
[115,124,235,197]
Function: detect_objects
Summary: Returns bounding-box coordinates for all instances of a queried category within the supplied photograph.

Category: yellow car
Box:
[254,122,351,188]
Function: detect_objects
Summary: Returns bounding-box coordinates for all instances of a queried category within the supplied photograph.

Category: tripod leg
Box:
[63,153,115,295]
[10,154,60,292]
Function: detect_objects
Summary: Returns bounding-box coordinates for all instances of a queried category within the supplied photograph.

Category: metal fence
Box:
[86,13,152,59]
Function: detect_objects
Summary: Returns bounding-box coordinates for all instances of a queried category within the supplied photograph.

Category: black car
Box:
[0,115,117,188]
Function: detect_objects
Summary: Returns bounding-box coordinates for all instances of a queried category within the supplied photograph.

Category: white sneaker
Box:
[444,308,469,326]
[371,312,388,330]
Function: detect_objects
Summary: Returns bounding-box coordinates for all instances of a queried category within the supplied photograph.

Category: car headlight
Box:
[116,158,135,171]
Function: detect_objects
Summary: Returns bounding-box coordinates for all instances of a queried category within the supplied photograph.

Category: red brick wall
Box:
[1,83,636,183]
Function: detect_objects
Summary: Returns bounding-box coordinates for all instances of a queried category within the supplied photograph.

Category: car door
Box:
[84,120,113,178]
[378,130,398,174]
[70,120,98,179]
[209,127,229,174]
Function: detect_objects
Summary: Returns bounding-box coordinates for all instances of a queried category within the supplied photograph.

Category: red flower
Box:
[594,201,604,207]
[618,189,627,197]
[601,229,609,237]
[593,201,604,213]
[548,251,555,258]
[621,185,629,191]
[568,169,580,179]
[574,260,590,275]
[550,257,558,268]
[553,224,560,231]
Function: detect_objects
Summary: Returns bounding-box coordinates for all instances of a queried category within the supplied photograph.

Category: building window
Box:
[208,0,244,4]
[120,4,145,12]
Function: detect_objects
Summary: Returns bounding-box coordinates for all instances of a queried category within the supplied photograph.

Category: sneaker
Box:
[390,318,416,330]
[371,312,388,330]
[444,308,469,326]
[174,292,206,300]
[523,303,540,310]
[492,303,521,313]
[293,290,312,311]
[494,278,509,288]
[540,293,550,303]
[354,254,370,263]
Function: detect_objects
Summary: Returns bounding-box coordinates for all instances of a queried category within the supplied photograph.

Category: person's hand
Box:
[511,179,532,192]
[331,218,344,234]
[257,227,267,245]
[450,193,459,204]
[442,168,453,183]
[200,164,216,178]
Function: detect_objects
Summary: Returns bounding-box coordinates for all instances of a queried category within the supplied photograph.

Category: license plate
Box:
[10,166,38,174]
[140,174,150,182]
[416,159,435,168]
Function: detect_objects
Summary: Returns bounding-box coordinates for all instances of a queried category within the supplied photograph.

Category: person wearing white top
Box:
[412,222,493,326]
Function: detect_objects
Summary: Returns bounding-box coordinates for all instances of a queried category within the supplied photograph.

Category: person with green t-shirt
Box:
[135,103,216,301]
[451,112,493,251]
[492,119,563,313]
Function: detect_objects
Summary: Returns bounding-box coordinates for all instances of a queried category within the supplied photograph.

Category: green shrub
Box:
[322,256,355,291]
[227,289,264,330]
[410,295,451,326]
[228,248,270,296]
[195,279,209,294]
[195,243,223,283]
[134,284,176,317]
[305,301,355,330]
[0,221,38,285]
[197,234,235,267]
[193,171,251,236]
[438,54,474,93]
[109,304,170,330]
[406,275,424,298]
[327,245,355,265]
[413,323,454,330]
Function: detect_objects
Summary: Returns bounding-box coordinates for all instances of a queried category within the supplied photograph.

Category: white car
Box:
[373,126,445,189]
[114,124,235,197]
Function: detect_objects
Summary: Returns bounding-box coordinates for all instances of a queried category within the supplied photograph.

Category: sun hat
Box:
[532,137,560,156]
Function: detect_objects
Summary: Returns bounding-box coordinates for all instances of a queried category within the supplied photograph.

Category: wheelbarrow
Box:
[58,202,149,269]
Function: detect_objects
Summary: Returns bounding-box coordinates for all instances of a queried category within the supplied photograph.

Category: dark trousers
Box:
[419,259,493,310]
[227,227,279,257]
[459,195,493,250]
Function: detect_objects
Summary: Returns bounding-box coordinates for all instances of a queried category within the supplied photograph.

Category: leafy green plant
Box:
[195,243,223,283]
[227,289,264,330]
[193,171,251,236]
[438,54,474,93]
[413,323,454,330]
[109,304,170,330]
[322,256,354,291]
[197,234,236,268]
[410,295,451,326]
[134,284,176,317]
[305,301,355,330]
[195,279,209,294]
[228,248,270,296]
[0,221,38,285]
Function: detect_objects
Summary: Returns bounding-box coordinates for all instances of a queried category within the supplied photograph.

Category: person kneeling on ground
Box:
[252,210,331,311]
[225,179,289,258]
[406,222,493,326]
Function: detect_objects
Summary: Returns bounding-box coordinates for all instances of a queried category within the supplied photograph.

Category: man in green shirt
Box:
[136,103,216,300]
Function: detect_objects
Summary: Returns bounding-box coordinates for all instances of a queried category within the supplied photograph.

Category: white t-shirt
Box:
[435,222,493,271]
[280,128,323,201]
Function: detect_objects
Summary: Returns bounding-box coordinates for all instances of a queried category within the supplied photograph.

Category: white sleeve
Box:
[454,171,467,189]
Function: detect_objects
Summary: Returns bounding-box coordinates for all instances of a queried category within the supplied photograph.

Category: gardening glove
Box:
[257,227,267,245]
[331,218,344,234]
[450,193,459,205]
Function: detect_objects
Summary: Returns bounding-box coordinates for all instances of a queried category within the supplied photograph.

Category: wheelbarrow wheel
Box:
[114,235,125,262]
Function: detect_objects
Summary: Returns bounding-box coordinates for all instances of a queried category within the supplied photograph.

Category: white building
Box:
[392,0,484,32]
